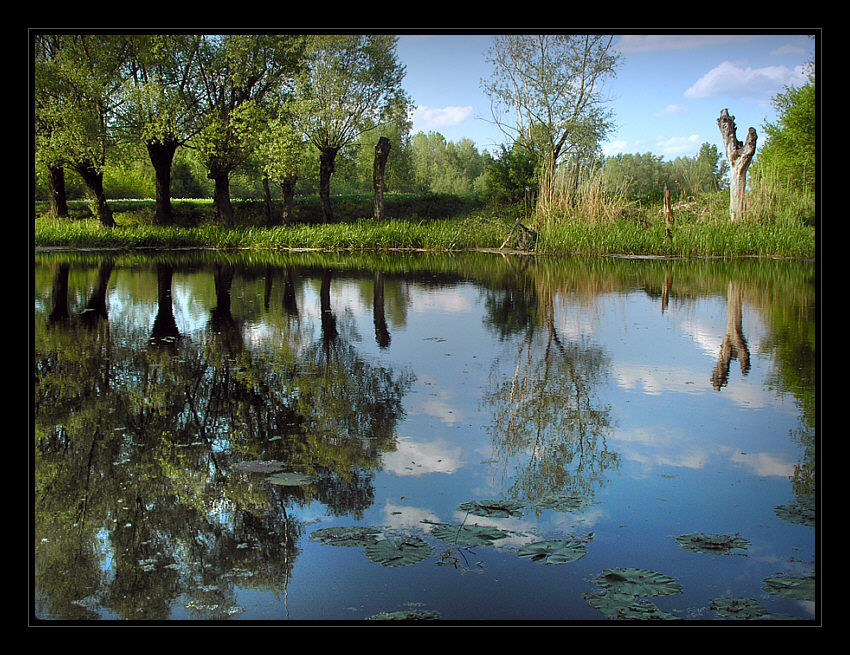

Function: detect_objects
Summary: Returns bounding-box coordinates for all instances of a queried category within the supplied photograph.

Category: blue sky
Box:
[395,32,816,160]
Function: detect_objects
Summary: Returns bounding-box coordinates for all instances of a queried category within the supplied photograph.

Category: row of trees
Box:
[35,33,409,227]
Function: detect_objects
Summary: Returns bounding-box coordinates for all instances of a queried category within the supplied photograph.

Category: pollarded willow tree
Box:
[34,33,131,227]
[482,34,621,213]
[295,34,409,222]
[192,34,306,228]
[119,34,206,225]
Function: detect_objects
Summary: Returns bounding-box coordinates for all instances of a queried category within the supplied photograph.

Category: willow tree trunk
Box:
[280,176,297,224]
[319,146,340,222]
[372,136,391,221]
[46,165,69,218]
[147,139,178,226]
[209,168,235,228]
[74,161,116,227]
[717,108,757,222]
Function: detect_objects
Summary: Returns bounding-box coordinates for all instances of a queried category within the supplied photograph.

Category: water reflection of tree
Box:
[482,280,618,505]
[711,281,751,390]
[33,259,412,620]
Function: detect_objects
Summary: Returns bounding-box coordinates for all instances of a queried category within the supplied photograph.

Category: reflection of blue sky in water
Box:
[36,257,814,620]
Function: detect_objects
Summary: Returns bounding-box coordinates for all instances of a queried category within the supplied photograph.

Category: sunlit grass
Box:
[33,192,815,259]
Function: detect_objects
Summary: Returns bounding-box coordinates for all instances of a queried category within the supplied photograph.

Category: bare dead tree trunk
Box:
[711,281,750,390]
[717,108,757,221]
[663,184,674,241]
[372,136,391,221]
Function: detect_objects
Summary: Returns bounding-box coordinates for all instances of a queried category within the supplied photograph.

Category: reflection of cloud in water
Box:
[381,501,439,531]
[409,285,473,314]
[613,427,712,471]
[613,361,783,410]
[382,435,463,476]
[729,450,795,478]
[614,364,708,396]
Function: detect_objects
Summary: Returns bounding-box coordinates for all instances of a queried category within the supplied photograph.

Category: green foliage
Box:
[481,142,539,205]
[601,143,727,200]
[753,66,816,192]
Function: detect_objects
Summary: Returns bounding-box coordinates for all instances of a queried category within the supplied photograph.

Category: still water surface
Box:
[33,250,816,622]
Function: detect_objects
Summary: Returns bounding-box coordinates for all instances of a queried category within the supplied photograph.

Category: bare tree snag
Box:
[663,184,674,241]
[717,108,757,221]
[373,136,391,221]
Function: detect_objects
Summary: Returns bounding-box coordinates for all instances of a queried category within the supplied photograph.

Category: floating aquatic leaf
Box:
[517,540,587,565]
[365,537,432,567]
[367,609,440,620]
[774,495,815,527]
[762,575,815,601]
[594,568,683,597]
[431,524,508,546]
[709,597,799,621]
[232,459,287,474]
[535,494,587,512]
[710,597,769,619]
[611,599,679,620]
[310,526,382,547]
[457,499,524,518]
[266,472,315,486]
[586,591,639,617]
[587,593,678,620]
[675,532,750,555]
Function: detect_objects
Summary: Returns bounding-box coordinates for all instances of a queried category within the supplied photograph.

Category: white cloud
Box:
[615,34,740,53]
[412,104,474,130]
[654,133,701,157]
[685,60,808,105]
[654,103,687,118]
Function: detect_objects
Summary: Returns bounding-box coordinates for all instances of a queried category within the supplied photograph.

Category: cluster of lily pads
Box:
[277,477,815,621]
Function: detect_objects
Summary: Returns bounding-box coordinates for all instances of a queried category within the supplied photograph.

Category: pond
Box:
[32,249,817,623]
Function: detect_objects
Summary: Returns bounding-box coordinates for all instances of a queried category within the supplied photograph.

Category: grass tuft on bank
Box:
[33,192,815,259]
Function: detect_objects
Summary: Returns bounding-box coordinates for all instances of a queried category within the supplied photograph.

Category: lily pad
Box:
[367,609,439,620]
[594,568,683,597]
[365,537,432,567]
[709,597,769,619]
[266,472,315,486]
[310,526,382,548]
[675,532,750,555]
[232,459,287,474]
[431,524,508,546]
[535,494,587,512]
[774,495,815,527]
[762,575,815,601]
[457,499,524,518]
[517,540,587,565]
[709,597,798,621]
[587,593,678,620]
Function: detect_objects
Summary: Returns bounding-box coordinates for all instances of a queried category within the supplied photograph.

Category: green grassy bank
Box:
[33,193,816,259]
